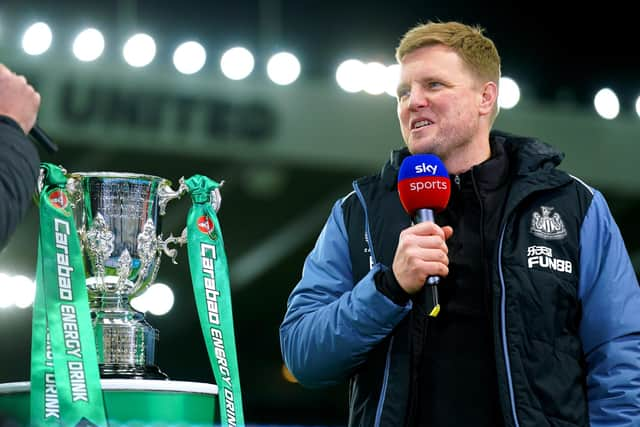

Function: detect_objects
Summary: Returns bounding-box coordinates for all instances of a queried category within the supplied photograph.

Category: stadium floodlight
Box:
[123,33,156,67]
[362,62,387,95]
[336,59,365,93]
[11,275,35,309]
[498,76,521,109]
[145,283,174,316]
[22,22,52,56]
[594,88,620,120]
[130,282,174,316]
[385,64,400,97]
[173,41,207,75]
[220,47,255,80]
[267,52,301,85]
[73,28,105,62]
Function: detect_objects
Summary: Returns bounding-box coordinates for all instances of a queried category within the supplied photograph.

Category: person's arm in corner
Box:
[579,189,640,426]
[0,63,41,251]
[279,197,412,387]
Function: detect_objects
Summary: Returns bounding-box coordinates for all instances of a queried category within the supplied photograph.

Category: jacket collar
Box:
[381,130,565,190]
[461,137,509,193]
[491,129,564,176]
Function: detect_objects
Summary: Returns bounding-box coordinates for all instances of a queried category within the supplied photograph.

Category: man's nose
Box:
[408,86,428,110]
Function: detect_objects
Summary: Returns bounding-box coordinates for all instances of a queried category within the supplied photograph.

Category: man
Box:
[279,21,640,426]
[0,63,41,251]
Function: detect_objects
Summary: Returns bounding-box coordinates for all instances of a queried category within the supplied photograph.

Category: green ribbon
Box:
[31,163,108,427]
[184,175,245,426]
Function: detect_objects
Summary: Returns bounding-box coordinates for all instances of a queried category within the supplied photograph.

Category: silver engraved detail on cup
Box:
[116,249,133,294]
[85,213,115,292]
[134,218,160,289]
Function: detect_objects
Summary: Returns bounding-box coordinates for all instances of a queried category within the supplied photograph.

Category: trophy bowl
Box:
[64,172,187,379]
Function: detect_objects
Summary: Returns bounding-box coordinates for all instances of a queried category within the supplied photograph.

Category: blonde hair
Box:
[396,21,501,121]
[396,21,501,84]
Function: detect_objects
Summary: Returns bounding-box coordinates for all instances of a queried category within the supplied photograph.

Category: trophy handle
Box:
[37,165,67,194]
[37,167,46,195]
[210,182,223,213]
[160,228,187,264]
[156,176,223,264]
[37,165,71,194]
[157,177,189,216]
[64,176,84,206]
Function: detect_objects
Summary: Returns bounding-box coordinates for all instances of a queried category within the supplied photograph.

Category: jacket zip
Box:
[469,170,489,310]
[374,336,395,427]
[498,221,520,427]
[353,180,393,425]
[353,181,377,265]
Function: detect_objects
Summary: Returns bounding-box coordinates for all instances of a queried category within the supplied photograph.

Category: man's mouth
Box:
[411,119,433,130]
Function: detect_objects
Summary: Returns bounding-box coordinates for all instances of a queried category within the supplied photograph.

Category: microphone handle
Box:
[414,208,441,317]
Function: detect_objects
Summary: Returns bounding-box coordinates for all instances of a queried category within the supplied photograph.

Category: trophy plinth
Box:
[65,172,188,379]
[91,296,167,379]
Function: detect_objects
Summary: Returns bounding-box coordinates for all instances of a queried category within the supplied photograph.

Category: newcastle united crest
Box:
[530,206,567,240]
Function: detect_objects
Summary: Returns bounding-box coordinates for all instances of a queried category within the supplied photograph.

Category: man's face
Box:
[396,44,485,161]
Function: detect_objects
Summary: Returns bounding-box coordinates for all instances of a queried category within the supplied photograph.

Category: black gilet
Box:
[377,141,511,426]
[417,141,510,427]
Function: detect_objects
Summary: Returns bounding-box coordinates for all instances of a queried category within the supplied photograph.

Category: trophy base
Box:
[100,363,168,380]
[92,297,166,381]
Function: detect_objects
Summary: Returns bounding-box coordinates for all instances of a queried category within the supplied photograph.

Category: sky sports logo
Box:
[398,156,448,181]
[400,157,449,192]
[414,162,439,175]
[397,154,451,214]
[410,163,448,191]
[409,180,449,191]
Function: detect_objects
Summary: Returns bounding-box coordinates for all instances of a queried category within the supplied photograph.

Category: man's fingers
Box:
[409,221,446,238]
[442,226,454,240]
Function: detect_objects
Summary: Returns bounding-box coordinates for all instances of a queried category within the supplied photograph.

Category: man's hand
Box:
[0,63,41,133]
[392,222,454,294]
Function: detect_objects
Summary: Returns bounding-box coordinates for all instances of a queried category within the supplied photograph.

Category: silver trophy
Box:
[60,171,220,379]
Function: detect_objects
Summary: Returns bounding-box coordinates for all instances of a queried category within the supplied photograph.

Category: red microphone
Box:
[397,154,451,317]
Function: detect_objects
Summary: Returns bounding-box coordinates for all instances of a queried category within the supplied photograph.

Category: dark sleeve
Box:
[374,267,411,306]
[0,115,40,251]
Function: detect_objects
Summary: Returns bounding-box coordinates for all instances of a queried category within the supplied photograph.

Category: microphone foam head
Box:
[397,154,451,215]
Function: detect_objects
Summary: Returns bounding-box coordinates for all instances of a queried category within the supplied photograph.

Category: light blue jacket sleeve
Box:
[578,190,640,426]
[279,197,412,388]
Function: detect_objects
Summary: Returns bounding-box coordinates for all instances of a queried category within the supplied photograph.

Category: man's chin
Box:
[408,139,437,155]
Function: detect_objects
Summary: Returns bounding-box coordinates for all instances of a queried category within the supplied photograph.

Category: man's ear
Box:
[479,81,498,116]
